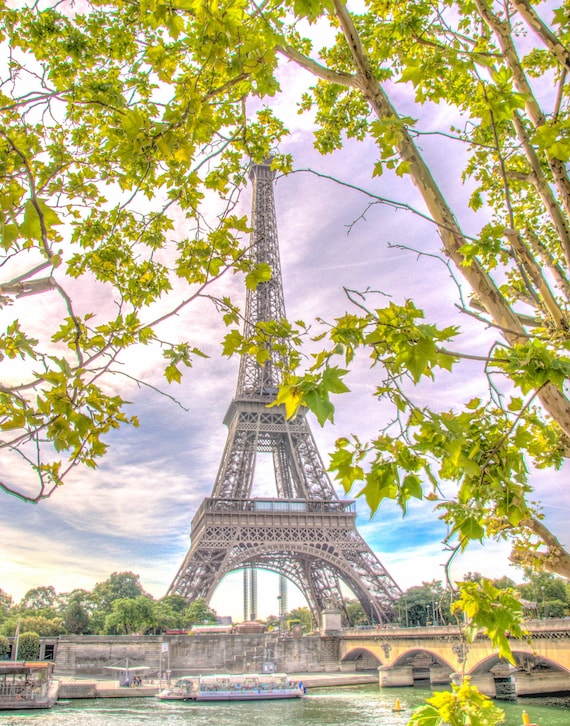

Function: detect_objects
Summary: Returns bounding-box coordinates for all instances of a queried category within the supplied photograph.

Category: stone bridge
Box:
[337,618,570,698]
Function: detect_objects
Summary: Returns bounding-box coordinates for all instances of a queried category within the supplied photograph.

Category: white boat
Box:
[0,661,59,710]
[157,672,305,701]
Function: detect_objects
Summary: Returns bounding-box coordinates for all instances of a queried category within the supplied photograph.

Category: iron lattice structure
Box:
[169,161,402,623]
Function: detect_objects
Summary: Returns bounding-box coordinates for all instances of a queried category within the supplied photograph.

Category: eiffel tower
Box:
[168,160,401,623]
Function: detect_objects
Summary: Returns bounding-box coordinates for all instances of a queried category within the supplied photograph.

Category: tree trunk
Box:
[332,0,570,440]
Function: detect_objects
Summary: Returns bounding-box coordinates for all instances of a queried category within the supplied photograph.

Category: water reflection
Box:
[3,684,569,725]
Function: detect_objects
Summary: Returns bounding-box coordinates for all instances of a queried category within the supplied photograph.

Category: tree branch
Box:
[331,0,570,438]
[287,168,480,241]
[511,516,570,579]
[512,0,570,72]
[0,276,56,297]
[276,43,358,87]
[475,0,570,235]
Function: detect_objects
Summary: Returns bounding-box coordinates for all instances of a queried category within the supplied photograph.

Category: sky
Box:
[1,7,569,622]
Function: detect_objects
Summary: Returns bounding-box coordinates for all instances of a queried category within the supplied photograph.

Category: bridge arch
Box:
[390,648,455,687]
[341,623,570,696]
[464,649,570,700]
[391,648,455,672]
[340,647,383,671]
[469,650,570,676]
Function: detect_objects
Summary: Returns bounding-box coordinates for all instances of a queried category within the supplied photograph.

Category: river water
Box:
[0,684,568,725]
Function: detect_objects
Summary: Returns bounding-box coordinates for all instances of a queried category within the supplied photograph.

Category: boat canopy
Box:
[0,662,54,675]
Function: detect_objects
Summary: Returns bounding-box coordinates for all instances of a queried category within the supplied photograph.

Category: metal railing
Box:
[0,683,47,699]
[200,497,357,514]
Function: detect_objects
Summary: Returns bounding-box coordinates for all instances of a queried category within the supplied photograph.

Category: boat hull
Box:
[159,690,303,702]
[197,692,302,701]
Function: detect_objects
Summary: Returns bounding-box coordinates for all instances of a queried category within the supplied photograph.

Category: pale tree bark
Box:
[474,0,570,250]
[511,0,570,72]
[510,110,570,269]
[511,517,570,579]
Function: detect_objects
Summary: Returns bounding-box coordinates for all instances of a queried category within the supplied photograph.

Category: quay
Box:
[57,672,378,699]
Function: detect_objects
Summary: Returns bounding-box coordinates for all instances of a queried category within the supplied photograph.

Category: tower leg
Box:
[250,566,257,621]
[243,568,249,623]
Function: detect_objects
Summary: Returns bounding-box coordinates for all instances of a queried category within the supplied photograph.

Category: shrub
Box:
[0,635,10,659]
[17,632,40,660]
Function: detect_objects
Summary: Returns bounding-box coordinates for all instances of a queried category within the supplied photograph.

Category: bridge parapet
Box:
[343,618,570,640]
[343,624,459,639]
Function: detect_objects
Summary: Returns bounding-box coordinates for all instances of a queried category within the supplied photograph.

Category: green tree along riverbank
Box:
[1,572,209,637]
[1,570,569,637]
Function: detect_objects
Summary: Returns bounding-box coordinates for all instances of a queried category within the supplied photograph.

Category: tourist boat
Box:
[0,661,59,710]
[157,672,305,701]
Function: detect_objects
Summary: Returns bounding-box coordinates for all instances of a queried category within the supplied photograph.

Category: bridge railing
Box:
[342,624,459,636]
[342,618,570,638]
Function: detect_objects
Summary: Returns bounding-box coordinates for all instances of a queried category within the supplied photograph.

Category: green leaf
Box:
[409,677,505,726]
[399,63,424,87]
[402,473,423,500]
[273,381,305,420]
[458,516,485,542]
[20,199,62,241]
[121,109,146,138]
[321,366,350,394]
[451,580,526,666]
[0,223,19,249]
[304,389,335,426]
[164,363,182,384]
[245,262,272,290]
[359,463,398,514]
[292,0,332,23]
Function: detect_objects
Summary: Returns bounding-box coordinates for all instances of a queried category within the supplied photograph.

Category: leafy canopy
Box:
[3,2,570,720]
[0,0,289,501]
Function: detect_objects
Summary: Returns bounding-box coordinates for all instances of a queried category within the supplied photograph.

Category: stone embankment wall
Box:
[54,633,325,678]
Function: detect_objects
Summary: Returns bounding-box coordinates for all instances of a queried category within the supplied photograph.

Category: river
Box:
[0,684,568,725]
